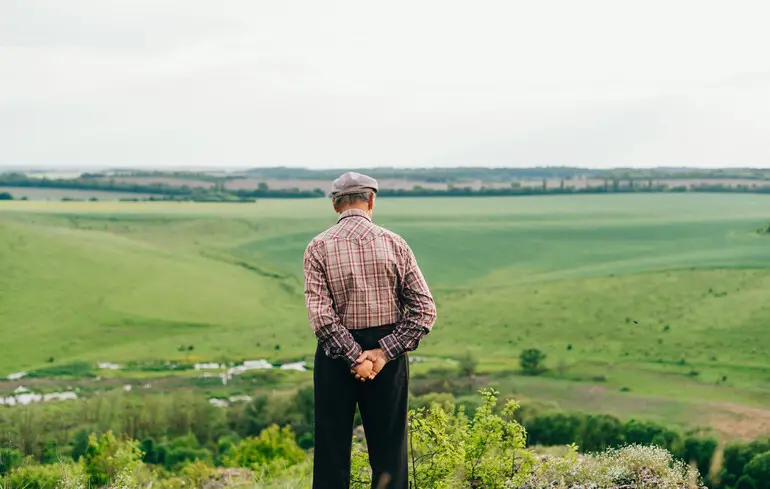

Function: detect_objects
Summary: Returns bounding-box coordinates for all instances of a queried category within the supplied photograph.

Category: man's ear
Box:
[368,193,376,210]
[332,198,340,213]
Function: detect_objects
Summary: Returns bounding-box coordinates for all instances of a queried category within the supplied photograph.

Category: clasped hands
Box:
[350,348,388,382]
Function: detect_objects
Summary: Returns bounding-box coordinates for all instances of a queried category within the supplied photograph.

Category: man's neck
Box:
[339,205,371,217]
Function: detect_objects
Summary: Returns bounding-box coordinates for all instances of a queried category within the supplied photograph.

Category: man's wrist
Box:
[344,342,364,368]
[378,334,404,362]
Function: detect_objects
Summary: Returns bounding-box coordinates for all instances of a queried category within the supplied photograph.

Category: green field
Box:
[1,194,769,438]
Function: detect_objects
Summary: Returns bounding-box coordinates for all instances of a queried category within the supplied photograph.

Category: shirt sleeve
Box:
[303,241,362,367]
[379,242,437,361]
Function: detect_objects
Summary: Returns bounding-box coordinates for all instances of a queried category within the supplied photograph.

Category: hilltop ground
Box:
[1,194,769,439]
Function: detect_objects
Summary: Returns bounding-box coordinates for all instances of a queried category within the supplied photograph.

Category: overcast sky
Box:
[1,0,769,170]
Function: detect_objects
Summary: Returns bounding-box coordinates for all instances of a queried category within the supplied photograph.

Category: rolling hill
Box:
[1,194,769,436]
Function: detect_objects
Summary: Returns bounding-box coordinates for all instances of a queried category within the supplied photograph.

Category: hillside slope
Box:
[1,194,770,435]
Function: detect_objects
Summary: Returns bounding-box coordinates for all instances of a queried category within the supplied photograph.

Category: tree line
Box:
[0,173,324,201]
[4,172,770,202]
[242,166,770,183]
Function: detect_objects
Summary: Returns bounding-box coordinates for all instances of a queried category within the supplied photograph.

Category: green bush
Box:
[526,412,583,447]
[353,388,532,489]
[683,436,718,479]
[623,419,683,457]
[0,448,23,476]
[83,431,145,486]
[721,438,770,487]
[745,451,770,489]
[520,348,547,375]
[6,462,83,489]
[26,362,95,379]
[223,425,305,472]
[162,433,213,470]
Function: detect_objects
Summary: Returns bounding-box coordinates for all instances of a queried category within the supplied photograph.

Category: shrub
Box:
[179,459,216,487]
[223,425,305,472]
[745,451,770,489]
[26,362,95,379]
[458,350,478,378]
[520,348,547,375]
[623,419,683,458]
[162,433,212,470]
[683,436,718,479]
[352,388,533,489]
[7,462,83,489]
[525,444,700,487]
[526,412,583,447]
[0,448,23,476]
[579,413,624,452]
[721,438,770,487]
[83,431,145,487]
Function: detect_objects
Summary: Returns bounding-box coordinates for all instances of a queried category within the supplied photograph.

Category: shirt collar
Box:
[337,209,372,223]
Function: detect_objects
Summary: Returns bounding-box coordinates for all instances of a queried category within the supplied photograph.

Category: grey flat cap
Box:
[329,171,379,198]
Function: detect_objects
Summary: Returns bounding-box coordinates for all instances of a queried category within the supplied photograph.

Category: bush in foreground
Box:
[349,389,702,489]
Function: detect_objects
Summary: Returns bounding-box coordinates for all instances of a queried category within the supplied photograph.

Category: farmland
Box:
[1,193,770,440]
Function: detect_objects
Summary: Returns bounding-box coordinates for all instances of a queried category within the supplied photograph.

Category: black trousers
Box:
[313,326,409,489]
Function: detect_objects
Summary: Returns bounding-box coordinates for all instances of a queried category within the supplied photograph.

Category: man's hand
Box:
[365,348,388,377]
[351,348,388,381]
[351,359,374,382]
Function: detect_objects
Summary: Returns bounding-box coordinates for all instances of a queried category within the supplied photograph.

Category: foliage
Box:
[623,419,683,458]
[350,388,533,489]
[526,444,701,487]
[160,433,213,470]
[683,436,718,479]
[223,425,304,473]
[519,349,547,375]
[5,461,84,489]
[744,451,770,489]
[82,432,145,487]
[25,362,96,379]
[0,449,23,476]
[526,412,583,447]
[179,459,216,487]
[0,192,13,201]
[457,351,478,378]
[721,440,769,488]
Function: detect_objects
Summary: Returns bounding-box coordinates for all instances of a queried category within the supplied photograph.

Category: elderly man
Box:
[303,172,437,489]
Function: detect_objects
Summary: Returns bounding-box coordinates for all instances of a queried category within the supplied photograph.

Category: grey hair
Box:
[333,190,373,208]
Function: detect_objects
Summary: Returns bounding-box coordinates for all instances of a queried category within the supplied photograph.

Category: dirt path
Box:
[707,402,770,440]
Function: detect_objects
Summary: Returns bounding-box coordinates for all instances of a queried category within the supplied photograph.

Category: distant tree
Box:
[258,182,269,192]
[525,412,583,446]
[580,414,624,452]
[745,452,770,489]
[70,428,91,461]
[0,191,13,200]
[458,350,478,378]
[623,419,683,457]
[520,348,547,375]
[683,436,718,479]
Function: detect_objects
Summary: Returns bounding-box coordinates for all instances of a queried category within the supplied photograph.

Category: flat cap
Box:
[329,171,379,198]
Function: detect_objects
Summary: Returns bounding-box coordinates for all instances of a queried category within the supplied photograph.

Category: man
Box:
[303,171,437,489]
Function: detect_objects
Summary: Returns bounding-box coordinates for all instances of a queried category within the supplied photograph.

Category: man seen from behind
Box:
[303,172,437,489]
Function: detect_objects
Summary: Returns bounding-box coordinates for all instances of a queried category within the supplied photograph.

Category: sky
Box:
[1,0,769,170]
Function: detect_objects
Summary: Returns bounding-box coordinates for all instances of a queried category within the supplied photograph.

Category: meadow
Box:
[1,193,770,439]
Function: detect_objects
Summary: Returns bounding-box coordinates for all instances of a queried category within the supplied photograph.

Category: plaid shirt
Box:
[303,209,437,366]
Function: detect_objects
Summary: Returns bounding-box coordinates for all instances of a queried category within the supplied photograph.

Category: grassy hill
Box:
[1,194,769,437]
